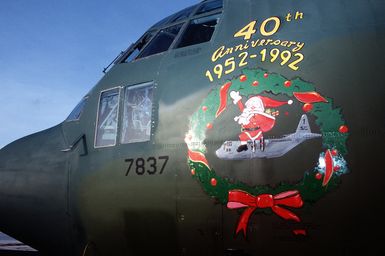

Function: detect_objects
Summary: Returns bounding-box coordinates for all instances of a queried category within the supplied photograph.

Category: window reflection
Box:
[137,23,183,59]
[176,13,220,48]
[121,83,154,144]
[123,32,155,63]
[195,0,223,15]
[95,88,119,147]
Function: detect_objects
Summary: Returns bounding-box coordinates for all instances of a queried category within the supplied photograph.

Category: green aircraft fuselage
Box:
[1,0,385,255]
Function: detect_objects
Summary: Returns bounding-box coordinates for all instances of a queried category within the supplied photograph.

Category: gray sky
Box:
[0,0,198,148]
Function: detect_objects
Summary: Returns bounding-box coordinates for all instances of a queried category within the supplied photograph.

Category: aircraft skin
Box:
[1,0,385,255]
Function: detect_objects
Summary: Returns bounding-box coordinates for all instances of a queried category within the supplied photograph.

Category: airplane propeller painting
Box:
[216,114,322,160]
[1,0,385,256]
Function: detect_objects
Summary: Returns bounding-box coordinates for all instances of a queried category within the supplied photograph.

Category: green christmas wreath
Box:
[185,68,349,236]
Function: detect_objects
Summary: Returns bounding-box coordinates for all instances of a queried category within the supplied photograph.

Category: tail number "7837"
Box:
[124,156,169,176]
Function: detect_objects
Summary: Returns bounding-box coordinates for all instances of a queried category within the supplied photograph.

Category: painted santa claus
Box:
[230,91,293,152]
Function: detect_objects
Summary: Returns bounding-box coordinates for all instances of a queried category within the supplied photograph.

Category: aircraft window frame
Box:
[122,31,156,63]
[94,87,121,148]
[174,12,221,49]
[136,23,184,60]
[66,96,88,122]
[120,82,154,144]
[169,5,197,23]
[194,0,223,16]
[120,1,223,63]
[151,4,197,29]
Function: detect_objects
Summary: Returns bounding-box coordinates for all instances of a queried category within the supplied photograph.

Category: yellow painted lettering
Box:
[212,46,225,62]
[293,42,305,52]
[260,16,281,36]
[234,21,257,40]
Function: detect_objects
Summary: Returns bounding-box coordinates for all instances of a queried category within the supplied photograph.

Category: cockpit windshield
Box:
[151,4,197,28]
[137,23,183,59]
[195,0,223,15]
[66,96,88,121]
[123,32,156,63]
[175,13,220,48]
[121,0,223,63]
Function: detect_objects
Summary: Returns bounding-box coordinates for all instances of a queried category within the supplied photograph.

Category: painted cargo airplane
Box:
[215,114,322,159]
[1,0,385,255]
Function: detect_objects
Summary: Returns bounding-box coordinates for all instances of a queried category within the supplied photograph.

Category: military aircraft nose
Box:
[0,124,74,255]
[0,141,34,243]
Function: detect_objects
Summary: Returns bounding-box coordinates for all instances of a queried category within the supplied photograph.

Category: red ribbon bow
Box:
[227,190,304,237]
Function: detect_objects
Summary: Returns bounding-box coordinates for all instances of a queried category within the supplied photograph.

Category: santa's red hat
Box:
[257,95,293,107]
[245,96,292,113]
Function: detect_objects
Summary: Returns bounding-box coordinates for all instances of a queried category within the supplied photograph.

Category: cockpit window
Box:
[176,13,220,48]
[195,0,223,15]
[121,82,154,144]
[121,1,223,63]
[151,4,197,29]
[170,5,196,23]
[95,88,120,148]
[66,96,88,121]
[137,23,183,59]
[123,32,155,63]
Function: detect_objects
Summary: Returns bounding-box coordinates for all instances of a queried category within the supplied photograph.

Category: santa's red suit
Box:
[230,91,292,150]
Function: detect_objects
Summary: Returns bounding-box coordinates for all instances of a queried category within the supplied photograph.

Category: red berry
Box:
[302,103,313,112]
[263,73,269,78]
[252,81,259,86]
[210,178,217,186]
[191,169,196,176]
[334,166,341,172]
[284,80,292,87]
[202,106,208,111]
[339,125,349,133]
[206,123,213,129]
[331,149,338,156]
[240,75,247,82]
[315,172,323,180]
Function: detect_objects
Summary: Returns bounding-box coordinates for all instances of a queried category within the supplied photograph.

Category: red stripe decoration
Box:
[215,82,232,117]
[293,91,328,103]
[188,150,210,170]
[322,150,334,186]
